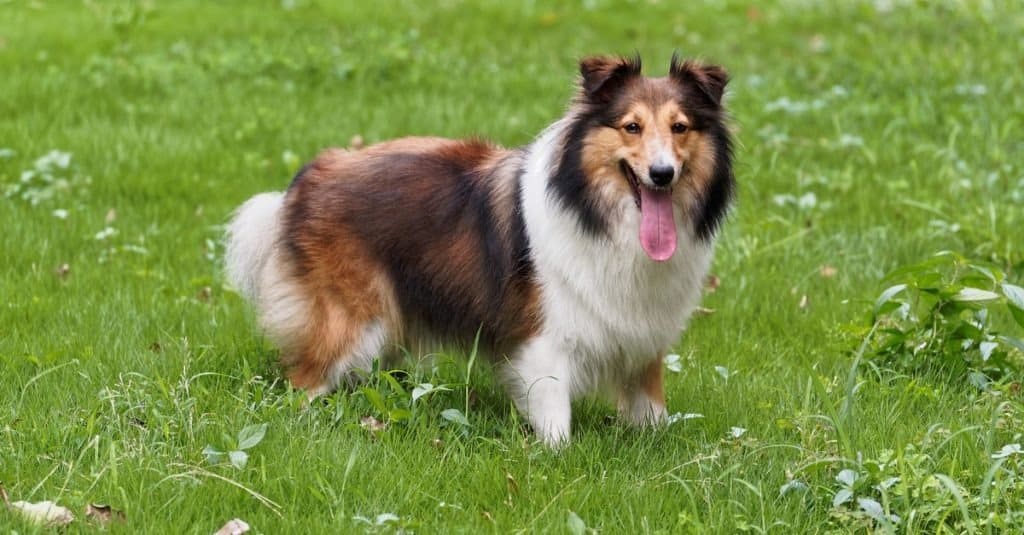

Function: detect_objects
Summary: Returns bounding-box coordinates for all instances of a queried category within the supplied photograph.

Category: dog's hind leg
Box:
[257,251,393,398]
[617,355,668,426]
[287,309,390,399]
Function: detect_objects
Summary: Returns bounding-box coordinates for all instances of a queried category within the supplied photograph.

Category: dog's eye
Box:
[623,122,641,134]
[671,122,689,134]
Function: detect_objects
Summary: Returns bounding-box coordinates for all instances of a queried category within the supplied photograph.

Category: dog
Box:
[226,54,734,446]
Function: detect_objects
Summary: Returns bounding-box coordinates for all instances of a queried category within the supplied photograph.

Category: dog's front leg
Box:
[617,355,668,427]
[503,336,572,447]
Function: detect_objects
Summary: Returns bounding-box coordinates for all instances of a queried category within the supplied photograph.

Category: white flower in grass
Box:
[954,83,987,96]
[874,0,894,14]
[837,134,863,148]
[797,192,817,210]
[764,97,825,114]
[34,149,71,170]
[94,226,117,240]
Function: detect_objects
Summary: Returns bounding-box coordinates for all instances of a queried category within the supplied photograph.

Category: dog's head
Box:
[558,54,733,260]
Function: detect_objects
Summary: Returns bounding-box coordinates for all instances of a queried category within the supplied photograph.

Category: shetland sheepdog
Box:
[226,54,734,445]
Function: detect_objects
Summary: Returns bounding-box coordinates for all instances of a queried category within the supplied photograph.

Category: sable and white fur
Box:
[226,54,734,445]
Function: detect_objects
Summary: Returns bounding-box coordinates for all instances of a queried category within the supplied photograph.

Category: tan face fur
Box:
[580,83,719,208]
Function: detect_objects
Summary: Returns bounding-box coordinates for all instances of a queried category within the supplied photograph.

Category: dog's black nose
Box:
[649,165,675,186]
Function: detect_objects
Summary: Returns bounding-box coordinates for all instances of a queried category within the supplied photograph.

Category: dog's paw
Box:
[618,396,668,427]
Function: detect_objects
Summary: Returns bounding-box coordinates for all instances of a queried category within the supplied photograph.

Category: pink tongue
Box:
[639,188,677,261]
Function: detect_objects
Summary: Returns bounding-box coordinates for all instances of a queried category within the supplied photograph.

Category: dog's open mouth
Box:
[620,160,677,262]
[620,160,642,207]
[620,160,674,204]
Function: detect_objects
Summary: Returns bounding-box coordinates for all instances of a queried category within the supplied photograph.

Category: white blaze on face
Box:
[644,132,678,186]
[637,106,683,262]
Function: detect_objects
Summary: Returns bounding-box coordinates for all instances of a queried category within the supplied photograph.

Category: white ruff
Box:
[509,119,714,444]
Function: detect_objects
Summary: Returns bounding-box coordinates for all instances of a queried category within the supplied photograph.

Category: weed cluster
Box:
[3,150,91,206]
[858,252,1024,379]
[818,252,1024,531]
[816,384,1024,532]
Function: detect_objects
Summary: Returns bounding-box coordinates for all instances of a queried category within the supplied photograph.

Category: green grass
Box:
[2,0,1023,532]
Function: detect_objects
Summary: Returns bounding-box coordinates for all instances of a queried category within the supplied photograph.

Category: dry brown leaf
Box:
[10,500,75,527]
[214,518,250,535]
[706,275,721,292]
[360,415,386,433]
[809,34,827,52]
[820,265,838,278]
[505,473,519,495]
[0,481,9,505]
[538,11,559,26]
[85,503,125,524]
[349,135,365,150]
[54,263,71,279]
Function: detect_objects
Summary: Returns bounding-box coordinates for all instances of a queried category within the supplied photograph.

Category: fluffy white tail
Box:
[225,192,285,302]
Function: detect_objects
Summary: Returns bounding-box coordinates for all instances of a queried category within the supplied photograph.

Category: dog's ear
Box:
[579,55,642,103]
[669,53,729,106]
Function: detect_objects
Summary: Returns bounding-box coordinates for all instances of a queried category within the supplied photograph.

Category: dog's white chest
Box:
[535,201,711,361]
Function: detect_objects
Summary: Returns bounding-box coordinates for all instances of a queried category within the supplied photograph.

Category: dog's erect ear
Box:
[669,53,729,106]
[579,55,642,103]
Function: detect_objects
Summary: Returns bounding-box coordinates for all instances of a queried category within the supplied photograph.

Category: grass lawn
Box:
[2,0,1023,532]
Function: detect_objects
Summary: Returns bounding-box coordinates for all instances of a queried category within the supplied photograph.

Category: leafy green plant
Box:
[861,252,1024,378]
[348,358,468,436]
[818,434,1024,532]
[203,423,268,469]
[356,365,414,424]
[353,331,481,436]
